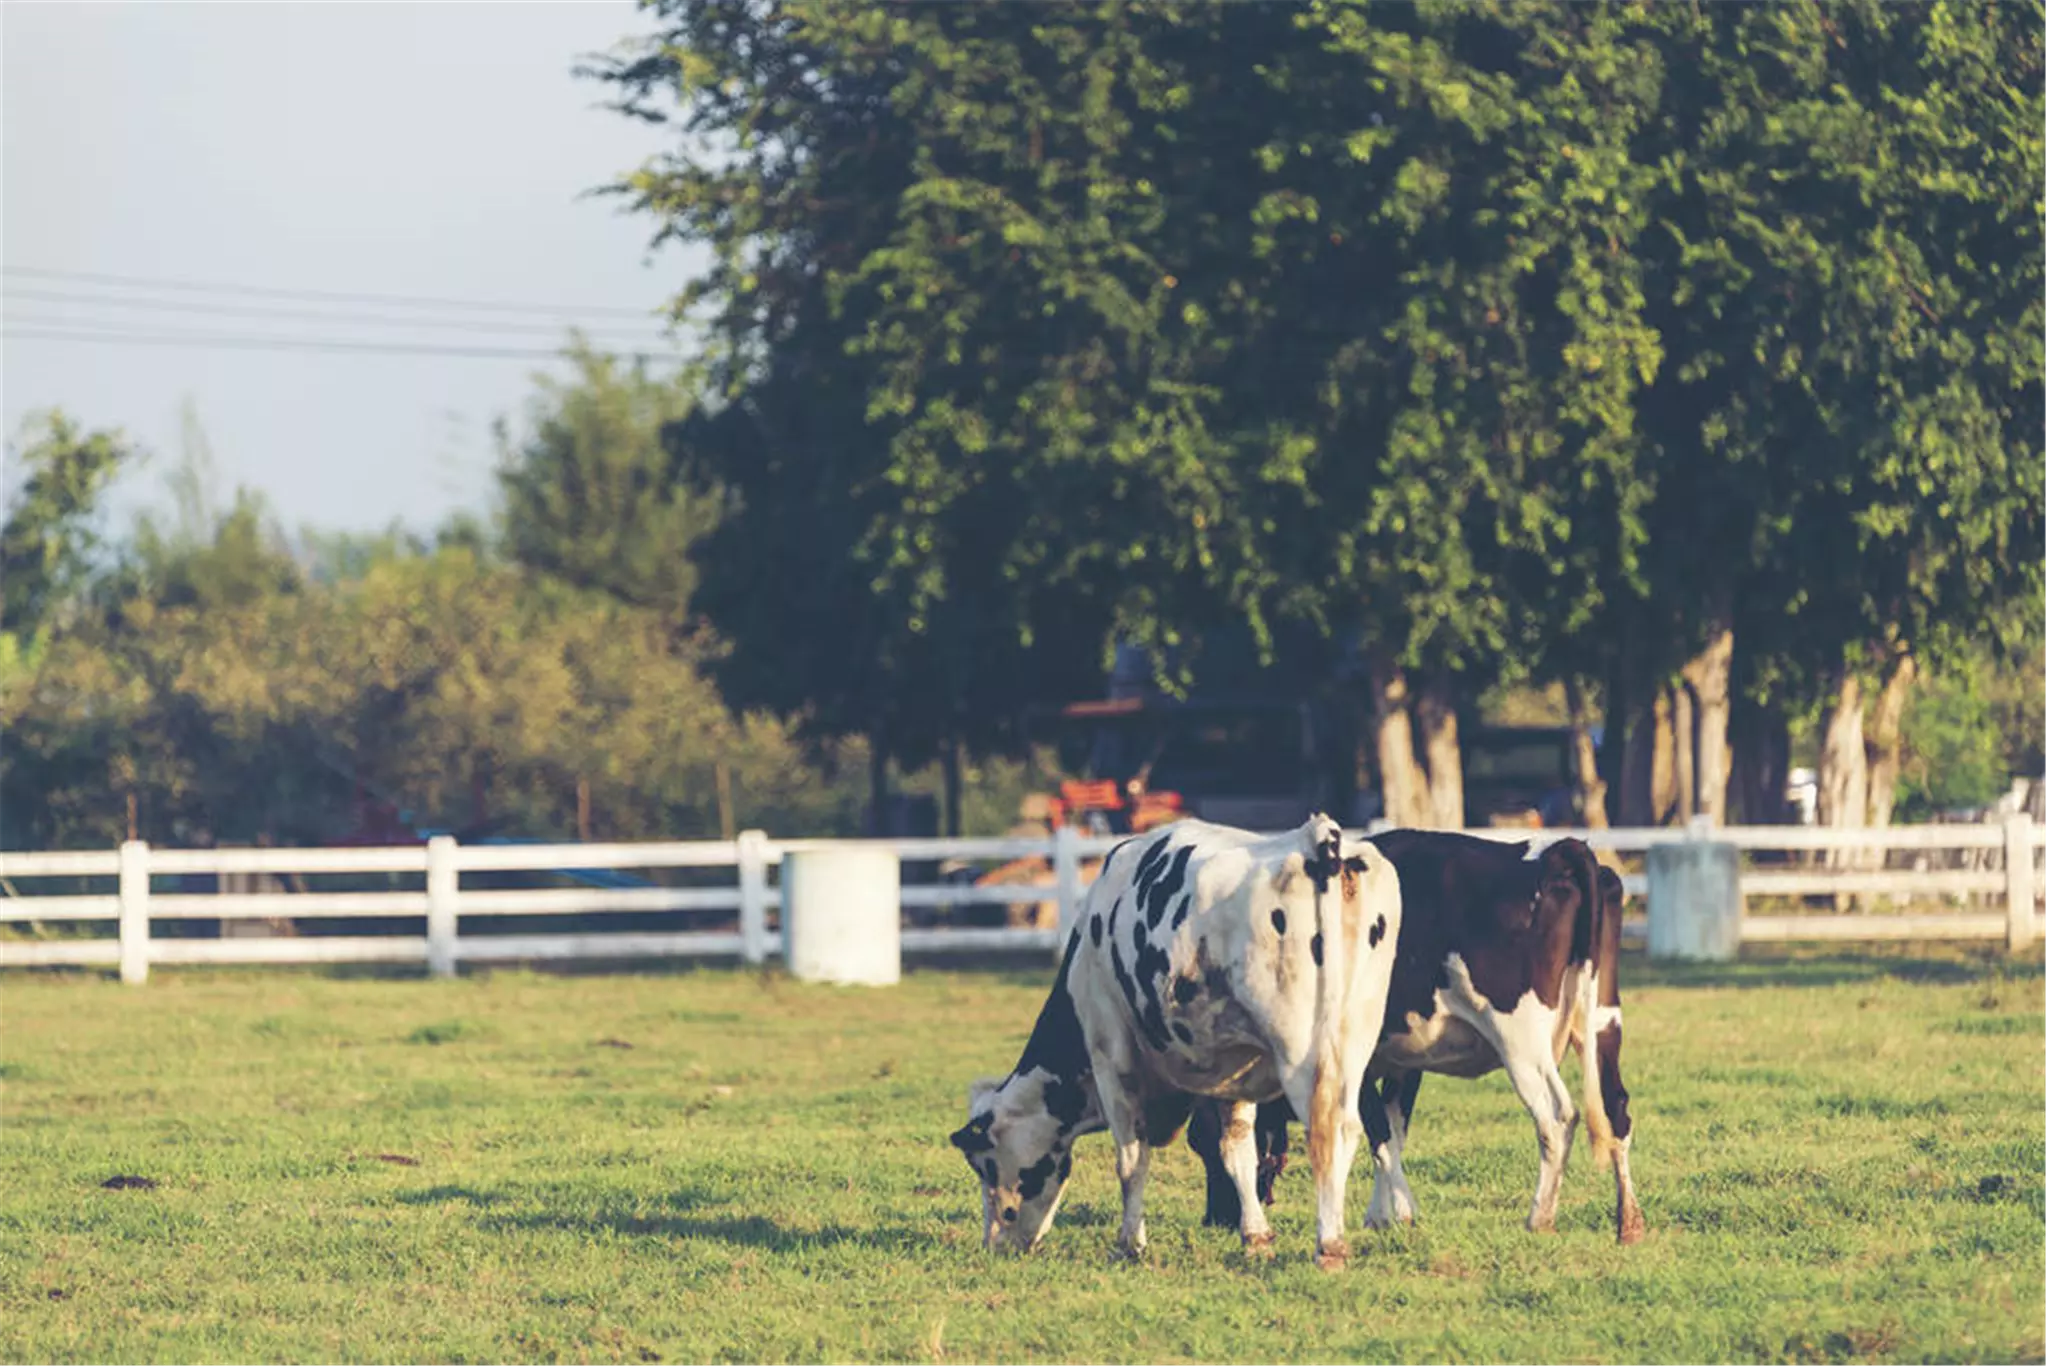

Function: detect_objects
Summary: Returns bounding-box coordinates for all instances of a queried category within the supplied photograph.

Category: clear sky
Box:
[2,1,700,538]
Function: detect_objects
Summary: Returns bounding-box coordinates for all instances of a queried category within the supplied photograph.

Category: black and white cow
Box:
[1189,830,1645,1244]
[949,815,1403,1268]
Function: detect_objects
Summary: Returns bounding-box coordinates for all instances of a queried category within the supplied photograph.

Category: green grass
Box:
[2,946,2041,1364]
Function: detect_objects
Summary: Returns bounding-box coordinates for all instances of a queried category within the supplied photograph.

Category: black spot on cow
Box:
[979,1157,999,1186]
[1310,933,1324,966]
[1130,837,1172,903]
[1090,913,1103,947]
[1018,1153,1058,1201]
[1172,978,1199,1006]
[1130,920,1175,1052]
[1107,897,1120,941]
[1132,919,1148,953]
[1304,834,1342,894]
[1271,908,1287,936]
[1171,895,1190,930]
[1001,1207,1018,1222]
[1058,1154,1072,1183]
[1369,913,1386,948]
[1144,845,1197,929]
[1343,855,1368,873]
[1172,1021,1195,1045]
[1110,942,1143,1023]
[1043,1075,1089,1132]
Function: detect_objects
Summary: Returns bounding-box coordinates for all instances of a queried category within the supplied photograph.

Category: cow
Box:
[948,814,1404,1268]
[1189,830,1645,1244]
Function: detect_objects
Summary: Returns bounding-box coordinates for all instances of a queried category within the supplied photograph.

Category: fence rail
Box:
[2,816,2039,983]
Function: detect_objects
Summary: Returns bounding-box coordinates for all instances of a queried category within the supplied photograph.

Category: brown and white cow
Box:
[1190,830,1645,1243]
[949,815,1403,1267]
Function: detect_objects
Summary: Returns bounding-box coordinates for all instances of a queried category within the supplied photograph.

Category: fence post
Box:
[737,829,770,966]
[425,836,458,979]
[1052,824,1082,958]
[2004,812,2036,954]
[118,840,150,986]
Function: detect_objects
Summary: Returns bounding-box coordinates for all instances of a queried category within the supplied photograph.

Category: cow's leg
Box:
[1254,1101,1291,1206]
[1187,1100,1242,1230]
[1215,1099,1275,1255]
[1495,1005,1577,1233]
[1363,1070,1421,1228]
[1089,1066,1152,1259]
[1594,1019,1645,1244]
[1284,1056,1365,1270]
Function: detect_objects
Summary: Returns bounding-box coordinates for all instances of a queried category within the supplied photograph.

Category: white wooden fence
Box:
[1,816,2039,984]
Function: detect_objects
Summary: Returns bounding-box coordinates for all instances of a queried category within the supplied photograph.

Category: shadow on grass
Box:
[396,1182,941,1254]
[1624,941,2042,991]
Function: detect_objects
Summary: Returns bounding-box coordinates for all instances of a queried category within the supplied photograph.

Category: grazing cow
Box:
[949,815,1403,1268]
[1189,831,1645,1244]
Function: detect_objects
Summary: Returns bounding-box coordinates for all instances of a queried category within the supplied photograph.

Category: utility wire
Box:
[2,324,670,361]
[1,265,664,319]
[3,287,678,340]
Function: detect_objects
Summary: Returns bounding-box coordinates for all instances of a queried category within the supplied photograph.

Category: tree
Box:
[1611,0,2044,830]
[496,342,714,624]
[0,411,131,685]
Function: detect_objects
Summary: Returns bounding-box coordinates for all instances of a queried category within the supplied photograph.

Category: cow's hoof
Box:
[1618,1206,1646,1246]
[1314,1240,1348,1272]
[1525,1214,1558,1235]
[1110,1242,1146,1265]
[1241,1231,1275,1259]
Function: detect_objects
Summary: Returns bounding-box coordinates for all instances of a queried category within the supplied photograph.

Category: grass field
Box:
[3,946,2042,1364]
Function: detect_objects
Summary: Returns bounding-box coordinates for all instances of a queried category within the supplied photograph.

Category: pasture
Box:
[2,948,2041,1364]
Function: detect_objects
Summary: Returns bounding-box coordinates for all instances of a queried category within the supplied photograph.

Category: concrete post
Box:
[1647,837,1741,962]
[781,846,899,985]
[118,840,150,986]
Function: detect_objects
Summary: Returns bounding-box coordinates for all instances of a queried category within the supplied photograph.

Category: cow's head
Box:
[949,1067,1094,1251]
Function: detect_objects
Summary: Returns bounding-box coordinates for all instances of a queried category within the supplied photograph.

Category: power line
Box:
[1,265,667,320]
[2,325,675,362]
[3,287,678,340]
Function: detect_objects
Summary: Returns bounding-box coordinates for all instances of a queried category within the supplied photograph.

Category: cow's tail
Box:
[1574,852,1625,1171]
[1306,814,1349,1176]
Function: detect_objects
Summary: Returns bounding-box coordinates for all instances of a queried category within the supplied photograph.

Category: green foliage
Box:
[0,411,131,638]
[598,0,2043,758]
[2,956,2040,1361]
[1898,676,2005,816]
[497,342,715,621]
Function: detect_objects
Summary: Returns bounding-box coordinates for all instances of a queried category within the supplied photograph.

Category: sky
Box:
[2,1,703,539]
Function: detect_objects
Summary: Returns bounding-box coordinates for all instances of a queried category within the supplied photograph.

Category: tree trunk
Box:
[1565,677,1609,828]
[941,737,964,838]
[1680,623,1735,824]
[1414,676,1464,829]
[576,778,592,843]
[1817,670,1868,884]
[1648,686,1679,825]
[1672,682,1696,824]
[1864,651,1917,832]
[1369,658,1432,828]
[1817,671,1867,828]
